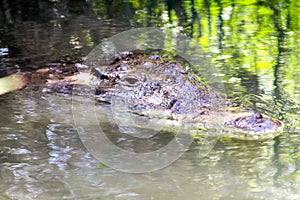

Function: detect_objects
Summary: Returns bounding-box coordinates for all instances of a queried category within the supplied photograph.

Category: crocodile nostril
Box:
[255,113,263,119]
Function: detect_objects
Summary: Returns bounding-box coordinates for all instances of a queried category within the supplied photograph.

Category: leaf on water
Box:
[98,163,106,167]
[0,73,27,95]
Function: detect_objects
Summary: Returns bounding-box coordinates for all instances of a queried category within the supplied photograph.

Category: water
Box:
[0,91,299,199]
[0,0,300,199]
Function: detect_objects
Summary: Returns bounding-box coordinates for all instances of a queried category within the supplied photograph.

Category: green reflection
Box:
[89,0,299,105]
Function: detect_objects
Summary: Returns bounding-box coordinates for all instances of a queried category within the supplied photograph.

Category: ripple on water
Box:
[0,74,300,199]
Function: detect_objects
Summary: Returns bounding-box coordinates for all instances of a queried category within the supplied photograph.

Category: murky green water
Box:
[0,0,299,199]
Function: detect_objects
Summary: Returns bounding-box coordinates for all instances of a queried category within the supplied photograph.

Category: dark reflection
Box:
[100,121,175,153]
[272,135,282,184]
[215,0,224,50]
[268,0,287,102]
[0,0,131,76]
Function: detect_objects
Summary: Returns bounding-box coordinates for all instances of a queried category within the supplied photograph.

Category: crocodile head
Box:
[225,113,282,133]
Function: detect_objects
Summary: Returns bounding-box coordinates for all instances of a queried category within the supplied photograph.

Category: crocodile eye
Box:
[120,75,141,87]
[124,77,138,85]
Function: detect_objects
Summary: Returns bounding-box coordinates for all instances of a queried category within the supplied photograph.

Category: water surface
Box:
[0,0,299,199]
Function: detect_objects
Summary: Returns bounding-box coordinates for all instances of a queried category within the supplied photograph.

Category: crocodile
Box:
[1,51,283,140]
[86,51,283,140]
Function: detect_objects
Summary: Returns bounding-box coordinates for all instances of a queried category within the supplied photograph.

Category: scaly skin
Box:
[90,51,283,138]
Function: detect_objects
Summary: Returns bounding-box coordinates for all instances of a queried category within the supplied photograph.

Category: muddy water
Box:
[0,0,300,199]
[0,85,298,199]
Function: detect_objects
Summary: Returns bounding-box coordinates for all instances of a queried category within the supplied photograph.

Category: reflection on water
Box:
[0,86,299,199]
[0,0,299,199]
